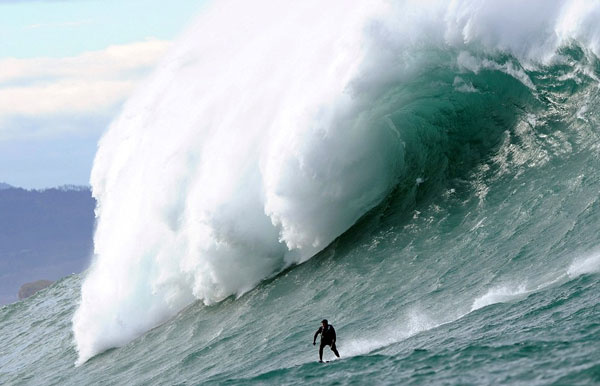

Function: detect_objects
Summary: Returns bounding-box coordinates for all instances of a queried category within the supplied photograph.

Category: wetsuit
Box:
[313,324,340,361]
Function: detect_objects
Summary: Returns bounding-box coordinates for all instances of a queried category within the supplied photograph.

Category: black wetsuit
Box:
[313,324,340,361]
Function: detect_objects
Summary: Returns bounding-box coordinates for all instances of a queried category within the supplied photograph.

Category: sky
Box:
[0,0,206,189]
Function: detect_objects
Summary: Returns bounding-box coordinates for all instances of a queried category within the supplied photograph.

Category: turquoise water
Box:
[2,2,600,384]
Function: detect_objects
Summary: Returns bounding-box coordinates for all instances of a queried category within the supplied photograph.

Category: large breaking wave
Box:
[73,0,600,364]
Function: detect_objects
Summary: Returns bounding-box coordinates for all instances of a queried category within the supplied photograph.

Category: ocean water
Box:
[2,0,600,384]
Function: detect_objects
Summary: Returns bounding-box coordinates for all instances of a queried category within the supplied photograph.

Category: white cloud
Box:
[0,39,170,140]
[0,80,136,116]
[0,39,170,83]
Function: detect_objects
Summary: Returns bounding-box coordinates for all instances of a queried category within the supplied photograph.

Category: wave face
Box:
[71,0,600,365]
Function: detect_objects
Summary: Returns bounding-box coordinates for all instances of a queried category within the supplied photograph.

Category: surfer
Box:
[313,319,340,362]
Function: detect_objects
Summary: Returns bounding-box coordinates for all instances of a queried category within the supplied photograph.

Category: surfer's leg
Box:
[319,343,324,362]
[331,342,340,358]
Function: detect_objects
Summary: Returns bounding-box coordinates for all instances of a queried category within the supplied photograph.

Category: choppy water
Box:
[2,0,600,384]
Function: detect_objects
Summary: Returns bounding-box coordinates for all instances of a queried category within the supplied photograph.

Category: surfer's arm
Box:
[331,326,336,343]
[313,327,322,344]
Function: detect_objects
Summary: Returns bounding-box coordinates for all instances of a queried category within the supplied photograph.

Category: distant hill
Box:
[0,184,95,305]
[18,280,54,300]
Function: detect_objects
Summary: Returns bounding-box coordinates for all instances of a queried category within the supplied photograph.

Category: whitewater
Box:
[2,0,600,384]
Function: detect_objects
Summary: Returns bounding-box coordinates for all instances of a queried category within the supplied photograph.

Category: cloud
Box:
[0,39,169,84]
[0,39,170,140]
[0,80,135,116]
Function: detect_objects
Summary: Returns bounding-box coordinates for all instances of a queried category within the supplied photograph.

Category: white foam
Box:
[471,284,530,311]
[453,76,478,93]
[471,252,600,313]
[568,253,600,277]
[342,310,439,358]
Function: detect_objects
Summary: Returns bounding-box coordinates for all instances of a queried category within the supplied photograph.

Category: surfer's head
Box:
[321,319,328,327]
